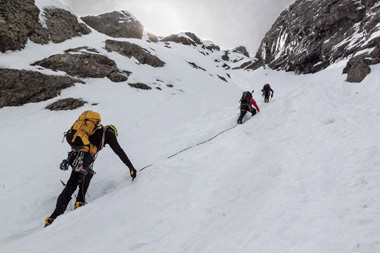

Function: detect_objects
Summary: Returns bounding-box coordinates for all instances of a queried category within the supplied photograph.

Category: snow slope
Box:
[1,5,380,253]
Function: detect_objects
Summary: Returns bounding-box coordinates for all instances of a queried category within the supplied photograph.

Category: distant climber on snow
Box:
[45,110,137,227]
[237,90,260,124]
[261,83,274,103]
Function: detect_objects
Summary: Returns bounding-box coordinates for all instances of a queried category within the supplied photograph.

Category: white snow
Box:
[274,30,289,61]
[1,9,380,253]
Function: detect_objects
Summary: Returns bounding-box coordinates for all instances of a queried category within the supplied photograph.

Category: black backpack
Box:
[240,91,252,104]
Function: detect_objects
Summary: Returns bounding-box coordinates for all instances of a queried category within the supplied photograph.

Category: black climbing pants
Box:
[50,152,94,219]
[264,91,271,103]
[238,104,256,123]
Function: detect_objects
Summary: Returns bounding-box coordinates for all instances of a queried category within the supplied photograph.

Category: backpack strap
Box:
[88,126,106,170]
[93,126,106,159]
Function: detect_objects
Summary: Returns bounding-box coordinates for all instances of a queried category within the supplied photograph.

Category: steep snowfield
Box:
[1,13,380,253]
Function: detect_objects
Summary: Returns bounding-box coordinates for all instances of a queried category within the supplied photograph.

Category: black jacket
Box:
[90,127,135,170]
[261,86,274,96]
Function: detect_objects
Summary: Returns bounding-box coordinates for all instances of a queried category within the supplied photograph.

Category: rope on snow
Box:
[139,124,238,171]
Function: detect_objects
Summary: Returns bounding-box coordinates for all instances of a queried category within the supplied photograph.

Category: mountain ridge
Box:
[1,1,380,252]
[255,0,380,82]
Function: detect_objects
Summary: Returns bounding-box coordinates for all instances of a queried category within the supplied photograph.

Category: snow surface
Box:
[1,10,380,253]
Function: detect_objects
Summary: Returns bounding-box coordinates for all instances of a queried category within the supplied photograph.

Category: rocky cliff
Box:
[255,0,380,82]
[0,3,159,109]
[4,0,377,111]
[0,68,83,108]
[0,2,231,109]
[81,11,144,39]
[0,0,90,53]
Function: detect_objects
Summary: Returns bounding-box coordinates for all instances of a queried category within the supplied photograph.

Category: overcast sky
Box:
[61,0,295,55]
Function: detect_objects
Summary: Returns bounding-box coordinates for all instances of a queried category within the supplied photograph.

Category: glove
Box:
[130,168,137,179]
[59,159,69,171]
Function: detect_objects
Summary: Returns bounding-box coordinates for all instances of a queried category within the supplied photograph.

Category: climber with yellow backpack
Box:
[45,110,137,227]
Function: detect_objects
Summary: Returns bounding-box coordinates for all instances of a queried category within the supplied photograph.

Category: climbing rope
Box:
[139,123,238,171]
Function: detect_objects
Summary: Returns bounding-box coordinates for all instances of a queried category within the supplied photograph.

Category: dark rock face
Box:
[128,82,152,90]
[184,32,202,45]
[217,75,228,82]
[188,62,206,71]
[221,51,230,61]
[161,34,196,46]
[0,0,49,52]
[43,8,91,43]
[81,11,143,39]
[233,46,250,57]
[0,68,83,108]
[0,0,90,53]
[105,40,165,67]
[107,70,131,82]
[161,32,220,52]
[32,53,129,82]
[45,98,86,111]
[161,32,203,46]
[204,44,220,51]
[345,57,371,83]
[234,59,263,71]
[64,46,99,54]
[222,63,231,70]
[344,40,380,82]
[218,48,260,71]
[256,0,380,82]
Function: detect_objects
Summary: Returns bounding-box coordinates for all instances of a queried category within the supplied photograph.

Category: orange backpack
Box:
[66,110,102,155]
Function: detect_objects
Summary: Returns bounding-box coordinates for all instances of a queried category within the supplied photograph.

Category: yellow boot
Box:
[44,217,55,227]
[75,202,85,209]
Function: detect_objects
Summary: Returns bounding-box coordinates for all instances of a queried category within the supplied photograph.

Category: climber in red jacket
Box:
[237,90,260,124]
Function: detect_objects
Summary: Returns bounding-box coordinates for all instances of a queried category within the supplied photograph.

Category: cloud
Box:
[61,0,295,54]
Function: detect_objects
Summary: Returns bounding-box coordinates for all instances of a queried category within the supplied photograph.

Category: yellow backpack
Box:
[66,110,102,155]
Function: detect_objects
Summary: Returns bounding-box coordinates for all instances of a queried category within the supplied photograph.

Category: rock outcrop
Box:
[234,59,263,71]
[128,82,152,90]
[204,43,220,52]
[161,32,221,55]
[0,68,83,108]
[105,40,165,67]
[0,0,90,53]
[43,8,91,43]
[0,0,48,52]
[64,46,99,54]
[188,62,206,71]
[81,11,144,39]
[45,98,86,111]
[233,46,250,57]
[32,53,129,82]
[161,32,203,47]
[256,0,380,82]
[343,54,371,83]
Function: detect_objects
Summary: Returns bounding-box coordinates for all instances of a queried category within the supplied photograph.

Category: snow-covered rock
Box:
[0,68,83,108]
[256,0,380,82]
[0,0,90,53]
[81,11,145,39]
[1,1,380,252]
